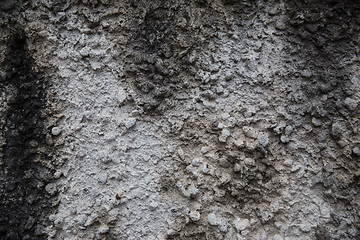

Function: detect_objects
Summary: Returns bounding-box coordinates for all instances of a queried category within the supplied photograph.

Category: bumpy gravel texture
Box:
[1,0,360,239]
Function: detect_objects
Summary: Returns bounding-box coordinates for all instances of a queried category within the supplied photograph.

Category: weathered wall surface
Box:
[1,0,360,239]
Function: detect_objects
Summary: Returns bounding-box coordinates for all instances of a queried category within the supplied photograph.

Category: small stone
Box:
[78,150,86,158]
[284,125,293,135]
[337,140,347,148]
[310,176,321,187]
[219,222,228,232]
[29,140,38,148]
[258,132,269,147]
[49,214,56,222]
[303,124,312,131]
[273,122,286,134]
[167,145,175,153]
[272,234,283,240]
[275,19,287,30]
[344,97,358,111]
[97,224,109,234]
[305,24,318,33]
[79,47,91,57]
[301,70,312,78]
[233,218,249,232]
[280,135,290,143]
[233,163,241,172]
[192,158,201,167]
[219,128,231,142]
[311,117,322,127]
[125,118,136,129]
[221,112,231,120]
[352,146,360,156]
[201,147,209,154]
[291,163,301,172]
[244,106,256,117]
[258,210,274,222]
[244,158,255,167]
[45,134,53,145]
[149,201,158,211]
[227,117,237,128]
[45,183,57,195]
[331,122,344,138]
[100,156,111,164]
[98,173,108,184]
[234,138,245,148]
[178,148,185,160]
[319,204,331,218]
[37,181,45,190]
[211,119,219,128]
[90,60,103,71]
[189,211,201,222]
[219,158,230,168]
[92,189,100,197]
[85,214,97,227]
[242,126,258,139]
[317,131,327,143]
[274,221,282,229]
[345,89,355,96]
[51,127,61,136]
[188,186,199,198]
[202,164,212,175]
[319,83,332,93]
[245,140,257,151]
[268,7,280,16]
[283,159,293,167]
[130,109,142,116]
[299,223,311,232]
[54,170,62,179]
[208,213,218,226]
[49,230,57,238]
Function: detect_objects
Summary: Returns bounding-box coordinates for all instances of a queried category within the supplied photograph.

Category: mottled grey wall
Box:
[0,1,360,240]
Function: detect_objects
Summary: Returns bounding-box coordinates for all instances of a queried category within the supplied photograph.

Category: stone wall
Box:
[0,0,359,239]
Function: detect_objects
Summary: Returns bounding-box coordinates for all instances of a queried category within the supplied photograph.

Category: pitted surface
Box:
[0,1,360,239]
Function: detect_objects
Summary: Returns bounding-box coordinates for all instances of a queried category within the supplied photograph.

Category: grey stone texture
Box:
[0,0,360,239]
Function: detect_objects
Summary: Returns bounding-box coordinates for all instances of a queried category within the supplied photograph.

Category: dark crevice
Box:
[0,29,54,240]
[282,1,360,238]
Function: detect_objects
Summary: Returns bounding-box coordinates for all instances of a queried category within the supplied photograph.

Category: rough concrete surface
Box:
[0,0,360,239]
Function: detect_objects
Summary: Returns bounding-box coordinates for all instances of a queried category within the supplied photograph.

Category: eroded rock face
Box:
[1,0,360,239]
[0,21,55,240]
